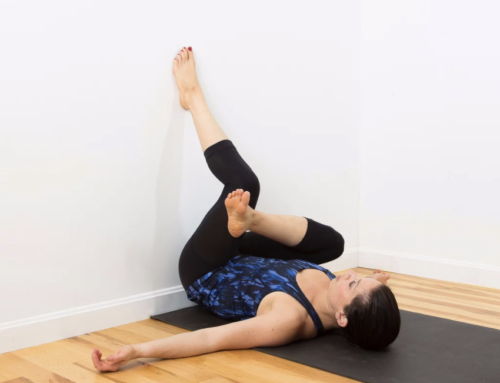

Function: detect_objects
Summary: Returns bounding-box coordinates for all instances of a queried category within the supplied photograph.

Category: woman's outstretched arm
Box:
[133,328,215,359]
[133,309,302,359]
[92,309,303,372]
[92,328,215,372]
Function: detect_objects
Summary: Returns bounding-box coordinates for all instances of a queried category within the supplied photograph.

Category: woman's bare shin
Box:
[248,210,308,247]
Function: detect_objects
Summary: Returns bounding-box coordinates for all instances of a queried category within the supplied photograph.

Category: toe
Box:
[242,191,250,205]
[188,47,195,65]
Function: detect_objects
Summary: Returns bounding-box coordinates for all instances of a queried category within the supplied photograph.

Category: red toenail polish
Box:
[188,47,192,51]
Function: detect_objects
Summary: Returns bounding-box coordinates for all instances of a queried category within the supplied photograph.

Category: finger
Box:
[91,350,105,371]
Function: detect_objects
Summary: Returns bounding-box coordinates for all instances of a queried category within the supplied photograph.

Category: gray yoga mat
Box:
[151,306,500,383]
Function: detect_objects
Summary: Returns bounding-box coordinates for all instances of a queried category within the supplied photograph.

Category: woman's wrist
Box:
[132,343,143,359]
[372,273,389,285]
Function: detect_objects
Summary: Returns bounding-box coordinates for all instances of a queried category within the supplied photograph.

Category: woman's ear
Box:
[335,311,348,328]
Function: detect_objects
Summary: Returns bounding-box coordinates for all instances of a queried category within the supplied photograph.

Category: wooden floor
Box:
[1,267,500,383]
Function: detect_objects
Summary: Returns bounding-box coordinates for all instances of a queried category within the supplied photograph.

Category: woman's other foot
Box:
[225,189,253,238]
[173,47,202,110]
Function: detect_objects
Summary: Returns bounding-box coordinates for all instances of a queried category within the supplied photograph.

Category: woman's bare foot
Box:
[172,47,202,110]
[225,189,253,238]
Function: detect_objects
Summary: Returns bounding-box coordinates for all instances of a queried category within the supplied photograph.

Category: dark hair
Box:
[339,284,401,351]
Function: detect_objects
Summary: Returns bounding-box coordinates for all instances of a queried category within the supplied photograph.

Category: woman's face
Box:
[328,270,381,326]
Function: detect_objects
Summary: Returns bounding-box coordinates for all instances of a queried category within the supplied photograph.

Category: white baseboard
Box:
[2,247,499,355]
[359,247,500,290]
[0,285,196,355]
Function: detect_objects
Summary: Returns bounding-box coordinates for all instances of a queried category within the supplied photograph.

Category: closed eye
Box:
[351,279,362,289]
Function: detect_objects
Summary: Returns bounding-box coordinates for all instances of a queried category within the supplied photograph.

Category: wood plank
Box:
[12,341,115,383]
[0,353,74,383]
[1,378,34,383]
[0,357,21,382]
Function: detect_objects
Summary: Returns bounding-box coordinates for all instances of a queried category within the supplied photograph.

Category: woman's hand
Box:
[372,269,390,285]
[91,345,136,372]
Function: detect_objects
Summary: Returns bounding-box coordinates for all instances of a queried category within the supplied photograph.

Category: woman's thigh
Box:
[178,139,260,290]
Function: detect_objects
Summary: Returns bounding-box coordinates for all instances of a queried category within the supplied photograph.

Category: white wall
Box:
[359,1,500,288]
[6,0,498,356]
[0,0,360,353]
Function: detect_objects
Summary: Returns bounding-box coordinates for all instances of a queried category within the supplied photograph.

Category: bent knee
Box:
[235,174,260,202]
[327,228,345,261]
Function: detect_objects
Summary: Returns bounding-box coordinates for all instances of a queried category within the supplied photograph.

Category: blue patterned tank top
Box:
[185,254,336,335]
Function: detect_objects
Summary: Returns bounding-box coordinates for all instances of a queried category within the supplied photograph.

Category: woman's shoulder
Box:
[266,292,317,340]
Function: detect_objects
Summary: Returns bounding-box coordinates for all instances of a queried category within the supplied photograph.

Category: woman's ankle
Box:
[185,88,206,112]
[248,208,260,232]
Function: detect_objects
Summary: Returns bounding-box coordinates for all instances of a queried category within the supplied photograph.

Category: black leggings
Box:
[178,139,345,291]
